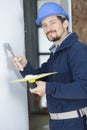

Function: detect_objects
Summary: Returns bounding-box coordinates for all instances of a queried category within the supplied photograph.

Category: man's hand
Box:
[12,56,27,71]
[29,81,46,96]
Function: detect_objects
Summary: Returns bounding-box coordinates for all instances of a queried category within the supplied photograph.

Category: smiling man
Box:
[12,2,87,130]
[41,15,68,45]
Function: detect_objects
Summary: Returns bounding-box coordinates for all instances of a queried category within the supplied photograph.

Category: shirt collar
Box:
[49,32,72,53]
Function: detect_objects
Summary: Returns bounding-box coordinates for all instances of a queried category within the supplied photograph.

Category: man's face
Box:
[41,15,68,43]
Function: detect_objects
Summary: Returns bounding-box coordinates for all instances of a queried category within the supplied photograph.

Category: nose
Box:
[44,24,52,32]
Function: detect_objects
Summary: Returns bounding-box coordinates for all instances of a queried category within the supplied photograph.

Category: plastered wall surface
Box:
[0,0,29,130]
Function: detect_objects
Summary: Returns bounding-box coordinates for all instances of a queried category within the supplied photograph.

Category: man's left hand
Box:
[29,81,46,96]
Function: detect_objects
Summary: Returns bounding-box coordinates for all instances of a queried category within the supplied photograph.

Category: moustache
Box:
[46,30,56,35]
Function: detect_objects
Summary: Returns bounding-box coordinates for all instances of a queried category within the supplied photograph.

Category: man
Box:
[12,2,87,130]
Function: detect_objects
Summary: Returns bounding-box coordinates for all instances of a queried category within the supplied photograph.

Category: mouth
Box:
[46,30,55,35]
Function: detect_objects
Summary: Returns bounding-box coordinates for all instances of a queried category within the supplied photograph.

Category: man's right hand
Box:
[12,56,27,71]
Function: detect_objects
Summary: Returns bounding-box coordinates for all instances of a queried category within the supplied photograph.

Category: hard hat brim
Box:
[36,13,69,26]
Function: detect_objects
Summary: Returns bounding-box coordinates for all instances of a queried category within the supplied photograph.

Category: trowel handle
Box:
[29,82,37,88]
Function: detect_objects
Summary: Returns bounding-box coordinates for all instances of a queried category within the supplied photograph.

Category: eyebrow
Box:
[49,19,57,22]
[42,18,58,25]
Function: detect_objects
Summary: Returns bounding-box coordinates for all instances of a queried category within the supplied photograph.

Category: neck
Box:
[54,31,69,46]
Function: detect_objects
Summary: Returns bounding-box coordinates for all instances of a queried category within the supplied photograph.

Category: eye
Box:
[42,24,47,28]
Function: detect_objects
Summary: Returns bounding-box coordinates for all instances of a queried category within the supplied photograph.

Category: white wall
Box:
[0,0,29,130]
[61,0,72,32]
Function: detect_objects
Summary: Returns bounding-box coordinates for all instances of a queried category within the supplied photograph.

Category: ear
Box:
[63,20,68,29]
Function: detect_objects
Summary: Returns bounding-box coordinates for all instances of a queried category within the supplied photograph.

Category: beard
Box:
[46,30,61,42]
[48,35,61,42]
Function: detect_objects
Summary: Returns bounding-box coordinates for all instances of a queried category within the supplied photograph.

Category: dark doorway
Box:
[23,0,40,113]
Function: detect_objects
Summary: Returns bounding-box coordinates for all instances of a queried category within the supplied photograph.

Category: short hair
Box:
[57,16,68,30]
[57,16,67,23]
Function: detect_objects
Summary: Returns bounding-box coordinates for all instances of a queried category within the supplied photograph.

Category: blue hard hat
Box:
[36,2,69,26]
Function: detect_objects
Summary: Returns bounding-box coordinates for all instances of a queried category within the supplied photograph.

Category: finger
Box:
[12,56,18,62]
[14,62,21,70]
[29,88,37,94]
[35,81,42,85]
[12,56,27,71]
[29,88,44,96]
[18,56,27,67]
